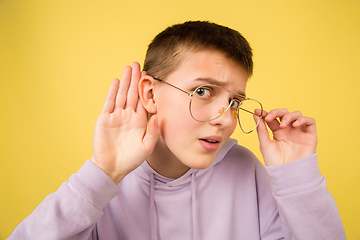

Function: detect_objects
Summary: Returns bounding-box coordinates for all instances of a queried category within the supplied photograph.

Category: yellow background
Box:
[1,0,359,239]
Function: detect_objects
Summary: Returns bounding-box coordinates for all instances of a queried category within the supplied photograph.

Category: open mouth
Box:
[200,139,220,143]
[199,137,222,152]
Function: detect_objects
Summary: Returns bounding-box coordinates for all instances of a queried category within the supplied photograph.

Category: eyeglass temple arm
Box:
[238,106,263,118]
[239,107,254,115]
[153,77,192,96]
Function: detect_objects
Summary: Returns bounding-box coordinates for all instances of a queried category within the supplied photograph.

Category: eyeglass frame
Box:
[153,77,263,134]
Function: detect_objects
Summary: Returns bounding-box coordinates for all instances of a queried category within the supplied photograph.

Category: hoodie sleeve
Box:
[265,154,346,240]
[7,160,120,240]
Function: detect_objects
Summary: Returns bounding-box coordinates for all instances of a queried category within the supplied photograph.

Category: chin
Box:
[183,154,216,170]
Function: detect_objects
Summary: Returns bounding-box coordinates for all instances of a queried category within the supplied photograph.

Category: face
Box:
[153,50,248,169]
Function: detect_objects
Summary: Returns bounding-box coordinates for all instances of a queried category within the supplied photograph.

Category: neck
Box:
[146,137,190,179]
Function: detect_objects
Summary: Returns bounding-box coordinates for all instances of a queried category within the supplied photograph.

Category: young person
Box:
[8,21,345,240]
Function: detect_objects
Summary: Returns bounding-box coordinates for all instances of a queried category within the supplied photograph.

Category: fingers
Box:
[261,108,316,133]
[115,62,141,110]
[136,95,147,116]
[102,62,143,114]
[115,65,132,109]
[292,115,316,134]
[126,62,141,109]
[264,108,290,121]
[258,110,281,132]
[102,79,120,114]
[254,114,270,148]
[143,115,161,155]
[278,111,303,128]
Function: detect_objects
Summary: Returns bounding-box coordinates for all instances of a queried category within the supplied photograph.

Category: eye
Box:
[230,99,241,109]
[195,87,212,98]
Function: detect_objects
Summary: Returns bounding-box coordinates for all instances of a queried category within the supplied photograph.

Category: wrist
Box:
[265,153,321,195]
[90,156,127,185]
[70,160,120,209]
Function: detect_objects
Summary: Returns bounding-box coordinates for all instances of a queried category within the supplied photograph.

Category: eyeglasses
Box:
[153,78,263,134]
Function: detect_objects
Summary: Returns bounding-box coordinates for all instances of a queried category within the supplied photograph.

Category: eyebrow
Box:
[193,77,247,97]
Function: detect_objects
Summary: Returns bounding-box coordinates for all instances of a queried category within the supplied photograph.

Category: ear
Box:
[139,73,157,114]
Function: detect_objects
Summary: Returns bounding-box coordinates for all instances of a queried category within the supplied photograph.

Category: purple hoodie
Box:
[8,139,346,239]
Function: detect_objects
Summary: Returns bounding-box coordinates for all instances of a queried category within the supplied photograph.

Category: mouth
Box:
[199,136,222,152]
[200,139,220,143]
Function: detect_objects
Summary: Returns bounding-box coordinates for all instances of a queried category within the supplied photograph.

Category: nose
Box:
[209,107,237,129]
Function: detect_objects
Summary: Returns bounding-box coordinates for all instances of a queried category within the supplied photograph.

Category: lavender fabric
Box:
[8,138,346,239]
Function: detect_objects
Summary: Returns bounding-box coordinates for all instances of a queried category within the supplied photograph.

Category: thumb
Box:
[143,115,161,156]
[254,114,270,150]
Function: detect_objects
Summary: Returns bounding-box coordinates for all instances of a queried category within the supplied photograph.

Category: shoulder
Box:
[226,143,257,160]
[219,143,260,168]
[212,138,258,167]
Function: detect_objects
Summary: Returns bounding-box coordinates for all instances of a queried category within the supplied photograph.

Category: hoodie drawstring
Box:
[150,172,199,240]
[150,173,158,240]
[191,172,200,240]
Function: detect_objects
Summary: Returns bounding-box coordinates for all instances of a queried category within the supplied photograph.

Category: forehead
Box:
[165,50,248,95]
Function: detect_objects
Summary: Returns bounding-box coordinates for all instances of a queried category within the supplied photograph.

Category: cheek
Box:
[227,121,237,136]
[156,96,194,135]
[221,115,238,140]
